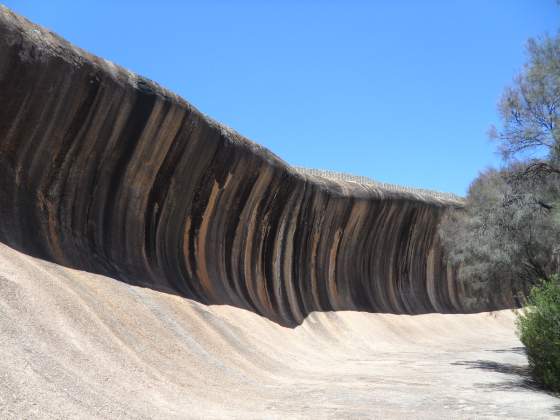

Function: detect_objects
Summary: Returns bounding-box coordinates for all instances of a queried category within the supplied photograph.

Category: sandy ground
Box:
[0,242,557,419]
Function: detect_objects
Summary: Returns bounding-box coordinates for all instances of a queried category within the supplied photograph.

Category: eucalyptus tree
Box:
[489,34,560,174]
[440,34,560,292]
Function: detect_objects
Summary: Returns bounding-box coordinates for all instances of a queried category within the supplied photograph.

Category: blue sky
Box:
[4,1,559,195]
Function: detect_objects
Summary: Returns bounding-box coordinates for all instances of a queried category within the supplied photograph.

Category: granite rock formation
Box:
[3,242,551,419]
[0,7,512,327]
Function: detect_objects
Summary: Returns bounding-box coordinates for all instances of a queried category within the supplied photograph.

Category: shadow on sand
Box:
[452,350,559,404]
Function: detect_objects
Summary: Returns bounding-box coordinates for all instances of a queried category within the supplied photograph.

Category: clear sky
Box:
[4,1,559,195]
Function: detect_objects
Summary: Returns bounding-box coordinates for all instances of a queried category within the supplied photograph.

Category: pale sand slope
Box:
[0,242,557,419]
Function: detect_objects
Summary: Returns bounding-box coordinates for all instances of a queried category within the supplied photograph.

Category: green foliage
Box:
[489,33,560,165]
[516,276,560,392]
[440,15,560,398]
[438,165,560,292]
[440,33,560,296]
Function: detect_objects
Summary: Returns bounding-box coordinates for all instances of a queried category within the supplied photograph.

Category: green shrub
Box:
[516,276,560,392]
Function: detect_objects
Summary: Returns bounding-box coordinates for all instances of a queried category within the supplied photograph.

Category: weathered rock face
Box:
[0,7,512,326]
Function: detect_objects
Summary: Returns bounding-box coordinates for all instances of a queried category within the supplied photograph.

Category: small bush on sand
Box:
[516,276,560,392]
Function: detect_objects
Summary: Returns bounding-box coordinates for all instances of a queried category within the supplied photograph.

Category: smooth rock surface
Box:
[0,242,557,419]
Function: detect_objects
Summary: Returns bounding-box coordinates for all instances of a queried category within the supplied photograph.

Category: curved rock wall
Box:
[0,7,511,326]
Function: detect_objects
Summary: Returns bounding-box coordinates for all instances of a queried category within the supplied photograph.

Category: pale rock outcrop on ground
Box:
[1,242,558,419]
